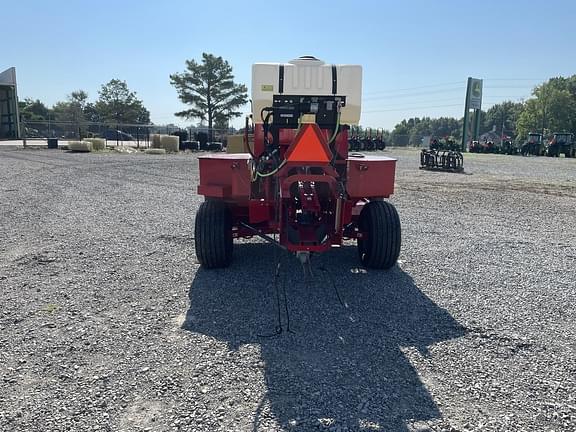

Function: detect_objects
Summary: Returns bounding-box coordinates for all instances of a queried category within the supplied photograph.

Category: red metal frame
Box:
[197,123,396,253]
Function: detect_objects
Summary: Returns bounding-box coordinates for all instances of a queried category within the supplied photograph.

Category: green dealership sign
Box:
[461,77,483,151]
[467,78,483,110]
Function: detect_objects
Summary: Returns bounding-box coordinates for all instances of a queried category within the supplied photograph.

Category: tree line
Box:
[19,52,576,146]
[387,75,576,146]
[20,53,248,140]
[19,79,150,126]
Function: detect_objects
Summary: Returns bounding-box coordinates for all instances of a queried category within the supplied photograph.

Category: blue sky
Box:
[3,0,576,129]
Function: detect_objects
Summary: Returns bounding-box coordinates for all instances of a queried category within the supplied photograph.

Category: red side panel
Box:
[197,154,252,200]
[346,155,396,198]
[249,200,274,224]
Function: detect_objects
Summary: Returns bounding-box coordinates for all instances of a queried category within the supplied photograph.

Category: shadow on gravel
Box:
[184,243,465,431]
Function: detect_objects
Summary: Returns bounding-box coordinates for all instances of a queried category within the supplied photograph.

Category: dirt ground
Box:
[0,147,575,431]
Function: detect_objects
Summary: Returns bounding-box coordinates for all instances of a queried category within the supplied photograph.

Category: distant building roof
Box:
[480,131,500,142]
[0,67,17,86]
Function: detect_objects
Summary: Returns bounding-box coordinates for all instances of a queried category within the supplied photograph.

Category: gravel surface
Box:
[0,148,575,431]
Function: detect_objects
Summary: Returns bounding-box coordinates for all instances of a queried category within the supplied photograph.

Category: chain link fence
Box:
[389,134,426,147]
[388,134,463,147]
[15,120,440,150]
[19,120,234,148]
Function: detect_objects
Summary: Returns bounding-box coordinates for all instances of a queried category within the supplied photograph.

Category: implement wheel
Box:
[194,200,233,268]
[357,200,401,269]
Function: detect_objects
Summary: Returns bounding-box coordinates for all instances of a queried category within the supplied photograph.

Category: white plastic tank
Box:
[251,56,362,125]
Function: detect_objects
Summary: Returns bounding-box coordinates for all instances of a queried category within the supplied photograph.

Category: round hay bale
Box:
[68,141,92,152]
[151,134,162,148]
[160,135,179,153]
[145,148,166,155]
[84,138,106,151]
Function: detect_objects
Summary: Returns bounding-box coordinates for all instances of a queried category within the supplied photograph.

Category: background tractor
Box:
[521,133,545,156]
[374,128,386,150]
[546,132,574,157]
[362,128,375,151]
[498,139,518,155]
[348,126,362,151]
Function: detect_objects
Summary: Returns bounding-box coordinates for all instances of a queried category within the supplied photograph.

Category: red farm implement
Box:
[194,56,401,270]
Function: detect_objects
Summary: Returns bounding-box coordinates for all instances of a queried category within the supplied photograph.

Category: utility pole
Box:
[501,109,505,145]
[462,93,470,151]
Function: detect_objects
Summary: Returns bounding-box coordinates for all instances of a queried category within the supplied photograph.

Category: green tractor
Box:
[546,132,575,158]
[498,139,518,155]
[521,133,545,156]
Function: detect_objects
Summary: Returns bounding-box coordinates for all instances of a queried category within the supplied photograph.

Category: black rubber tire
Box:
[357,200,401,269]
[194,200,233,268]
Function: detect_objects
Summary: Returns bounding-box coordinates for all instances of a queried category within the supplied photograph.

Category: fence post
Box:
[22,120,27,147]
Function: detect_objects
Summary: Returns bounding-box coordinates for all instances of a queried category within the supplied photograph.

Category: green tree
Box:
[392,119,410,135]
[50,90,94,138]
[170,53,248,138]
[18,98,50,121]
[482,101,524,139]
[52,90,89,122]
[516,77,576,140]
[95,79,150,124]
[82,102,100,123]
[391,116,462,146]
[516,99,538,141]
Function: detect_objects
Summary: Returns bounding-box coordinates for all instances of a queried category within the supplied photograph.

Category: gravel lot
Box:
[1,147,575,432]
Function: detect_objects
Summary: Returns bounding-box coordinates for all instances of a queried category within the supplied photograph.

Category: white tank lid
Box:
[288,55,325,65]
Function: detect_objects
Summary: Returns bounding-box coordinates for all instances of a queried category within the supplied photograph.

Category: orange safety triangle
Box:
[285,124,332,163]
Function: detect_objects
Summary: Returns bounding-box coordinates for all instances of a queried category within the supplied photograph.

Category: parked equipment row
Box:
[348,127,386,151]
[470,132,575,157]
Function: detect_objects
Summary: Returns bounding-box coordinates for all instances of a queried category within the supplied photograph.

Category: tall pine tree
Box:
[170,53,248,139]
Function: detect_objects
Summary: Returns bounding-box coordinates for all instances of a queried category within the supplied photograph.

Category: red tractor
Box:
[194,56,400,270]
